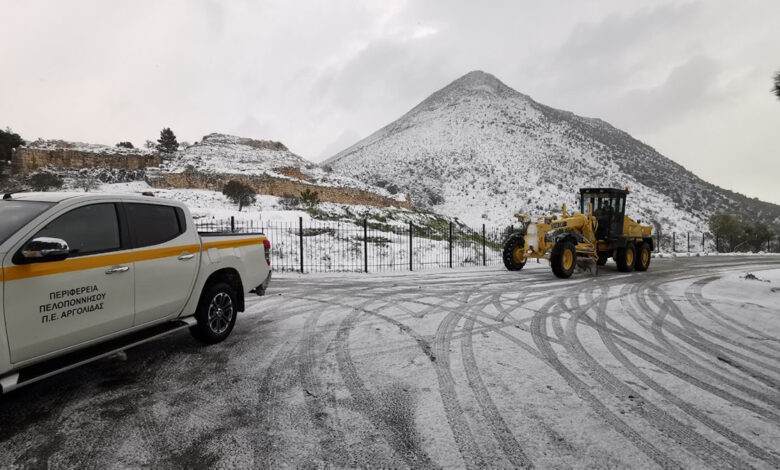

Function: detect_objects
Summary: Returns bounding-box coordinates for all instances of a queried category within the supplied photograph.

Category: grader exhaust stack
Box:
[502,187,654,278]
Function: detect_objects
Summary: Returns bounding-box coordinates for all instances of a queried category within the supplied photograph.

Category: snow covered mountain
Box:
[325,71,780,232]
[161,133,309,174]
[152,133,408,204]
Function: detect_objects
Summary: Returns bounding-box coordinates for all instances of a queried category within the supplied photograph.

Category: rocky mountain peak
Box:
[448,70,508,92]
[326,71,780,231]
[198,133,288,152]
[417,70,521,111]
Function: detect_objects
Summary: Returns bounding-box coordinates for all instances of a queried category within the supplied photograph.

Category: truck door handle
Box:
[105,265,130,274]
[178,252,195,261]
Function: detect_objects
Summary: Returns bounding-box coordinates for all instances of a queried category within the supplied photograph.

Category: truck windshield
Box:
[0,200,54,246]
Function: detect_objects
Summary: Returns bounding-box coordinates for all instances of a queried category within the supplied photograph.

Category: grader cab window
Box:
[580,189,627,239]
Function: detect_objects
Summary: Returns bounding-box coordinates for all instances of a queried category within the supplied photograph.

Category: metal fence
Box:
[195,217,780,273]
[654,231,780,254]
[195,217,509,273]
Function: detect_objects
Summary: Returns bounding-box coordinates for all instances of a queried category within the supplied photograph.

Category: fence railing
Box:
[196,216,509,273]
[195,217,780,273]
[654,231,780,254]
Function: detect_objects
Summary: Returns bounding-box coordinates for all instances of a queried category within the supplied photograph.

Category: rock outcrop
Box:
[147,169,411,209]
[12,140,160,173]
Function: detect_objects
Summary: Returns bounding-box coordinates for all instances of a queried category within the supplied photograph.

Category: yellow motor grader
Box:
[503,187,653,278]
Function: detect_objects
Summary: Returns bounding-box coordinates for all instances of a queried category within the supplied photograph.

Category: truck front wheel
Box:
[191,282,238,344]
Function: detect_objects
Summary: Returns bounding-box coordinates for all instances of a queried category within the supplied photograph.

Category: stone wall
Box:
[12,148,161,173]
[148,170,412,209]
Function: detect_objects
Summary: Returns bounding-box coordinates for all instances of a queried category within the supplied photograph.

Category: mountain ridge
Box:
[326,70,780,232]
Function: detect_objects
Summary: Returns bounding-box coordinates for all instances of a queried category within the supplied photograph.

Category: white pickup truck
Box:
[0,192,271,393]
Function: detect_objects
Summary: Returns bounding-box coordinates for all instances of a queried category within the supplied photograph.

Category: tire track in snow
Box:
[686,277,780,352]
[612,284,780,423]
[587,285,780,468]
[334,303,437,469]
[297,308,353,467]
[529,297,682,469]
[560,288,751,469]
[460,314,533,468]
[618,281,780,411]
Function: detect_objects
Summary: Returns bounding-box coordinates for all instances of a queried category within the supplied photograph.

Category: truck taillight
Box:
[263,239,271,266]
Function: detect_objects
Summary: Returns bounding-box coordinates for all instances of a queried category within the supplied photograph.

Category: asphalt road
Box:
[1,256,780,469]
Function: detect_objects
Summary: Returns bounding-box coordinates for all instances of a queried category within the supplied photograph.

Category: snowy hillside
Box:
[161,133,309,174]
[326,71,780,232]
[23,139,157,156]
[156,133,406,201]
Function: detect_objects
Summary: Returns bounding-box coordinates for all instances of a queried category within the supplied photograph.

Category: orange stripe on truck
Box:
[4,251,137,282]
[2,237,265,282]
[202,237,265,251]
[132,244,201,263]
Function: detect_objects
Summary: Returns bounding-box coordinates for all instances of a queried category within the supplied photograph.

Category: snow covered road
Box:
[1,256,780,468]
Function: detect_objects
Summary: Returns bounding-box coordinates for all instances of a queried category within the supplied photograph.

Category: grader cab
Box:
[503,187,654,278]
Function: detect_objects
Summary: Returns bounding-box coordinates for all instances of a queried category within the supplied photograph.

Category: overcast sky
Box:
[2,0,779,203]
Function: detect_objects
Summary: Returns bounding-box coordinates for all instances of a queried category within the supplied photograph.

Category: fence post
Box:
[716,234,719,253]
[299,217,304,273]
[231,216,235,233]
[482,224,486,266]
[409,222,413,271]
[448,222,453,269]
[687,232,690,253]
[363,219,368,273]
[672,232,676,252]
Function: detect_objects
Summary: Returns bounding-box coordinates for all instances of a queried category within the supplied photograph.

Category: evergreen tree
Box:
[774,71,780,100]
[156,128,178,153]
[116,141,134,149]
[0,127,24,167]
[709,213,742,252]
[299,188,321,209]
[222,180,256,211]
[29,173,63,192]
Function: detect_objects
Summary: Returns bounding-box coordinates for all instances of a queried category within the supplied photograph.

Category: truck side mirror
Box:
[21,237,70,262]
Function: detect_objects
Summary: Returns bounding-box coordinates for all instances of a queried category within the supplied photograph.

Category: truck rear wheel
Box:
[616,243,636,272]
[635,242,651,271]
[190,282,238,344]
[502,233,526,271]
[551,241,576,279]
[597,253,609,266]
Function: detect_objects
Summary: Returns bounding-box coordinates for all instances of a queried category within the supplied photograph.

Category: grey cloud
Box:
[533,3,701,104]
[1,0,779,202]
[611,55,725,131]
[319,129,361,159]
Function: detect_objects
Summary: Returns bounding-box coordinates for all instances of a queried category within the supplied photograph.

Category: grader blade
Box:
[576,257,598,276]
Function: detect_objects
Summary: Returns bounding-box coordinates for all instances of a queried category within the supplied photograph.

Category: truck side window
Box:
[126,203,183,248]
[34,203,121,256]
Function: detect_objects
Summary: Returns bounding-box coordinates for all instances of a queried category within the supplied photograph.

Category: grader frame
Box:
[502,187,654,278]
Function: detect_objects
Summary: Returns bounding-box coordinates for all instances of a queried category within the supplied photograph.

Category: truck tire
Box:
[190,282,238,344]
[551,241,576,279]
[616,242,636,272]
[597,253,609,266]
[635,242,651,271]
[502,233,526,271]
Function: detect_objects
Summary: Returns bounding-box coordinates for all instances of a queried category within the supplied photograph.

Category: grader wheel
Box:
[616,242,637,272]
[551,241,576,279]
[635,242,651,271]
[502,233,526,271]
